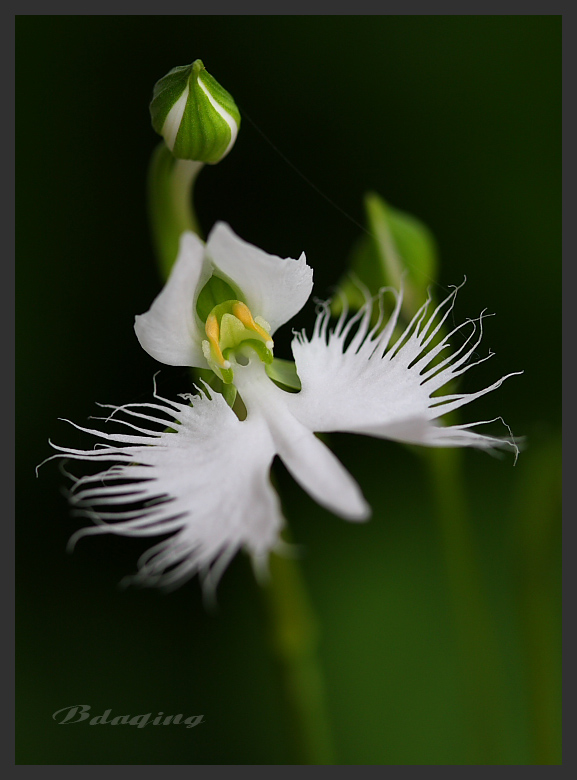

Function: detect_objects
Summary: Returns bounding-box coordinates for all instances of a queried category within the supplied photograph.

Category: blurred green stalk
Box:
[512,435,562,764]
[261,548,336,765]
[425,447,508,763]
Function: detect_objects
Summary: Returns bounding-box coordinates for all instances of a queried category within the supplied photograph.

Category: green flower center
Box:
[202,299,274,383]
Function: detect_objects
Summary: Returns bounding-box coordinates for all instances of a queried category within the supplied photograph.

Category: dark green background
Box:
[17,16,561,764]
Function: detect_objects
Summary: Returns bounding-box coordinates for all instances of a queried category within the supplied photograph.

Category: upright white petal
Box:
[233,361,370,522]
[47,384,284,590]
[205,222,313,334]
[289,285,521,454]
[134,232,211,368]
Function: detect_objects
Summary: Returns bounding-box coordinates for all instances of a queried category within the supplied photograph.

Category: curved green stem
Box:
[261,549,336,765]
[147,142,204,279]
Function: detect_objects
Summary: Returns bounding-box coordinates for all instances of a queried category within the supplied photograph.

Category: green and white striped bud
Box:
[150,59,240,163]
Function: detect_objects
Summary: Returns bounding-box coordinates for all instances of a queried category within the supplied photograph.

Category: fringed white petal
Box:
[47,384,284,591]
[205,222,313,335]
[134,232,210,368]
[289,284,521,455]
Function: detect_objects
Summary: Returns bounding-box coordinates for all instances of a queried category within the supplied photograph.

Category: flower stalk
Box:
[147,143,203,278]
[512,436,561,765]
[262,549,336,764]
[425,447,509,762]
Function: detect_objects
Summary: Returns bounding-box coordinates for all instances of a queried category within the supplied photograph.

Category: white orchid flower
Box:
[49,222,520,590]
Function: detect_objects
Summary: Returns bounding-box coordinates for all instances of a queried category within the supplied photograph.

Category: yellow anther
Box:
[232,302,274,348]
[205,313,230,369]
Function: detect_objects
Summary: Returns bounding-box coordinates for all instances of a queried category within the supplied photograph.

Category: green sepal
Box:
[198,65,240,133]
[150,65,192,134]
[265,358,302,391]
[334,192,438,319]
[196,276,240,322]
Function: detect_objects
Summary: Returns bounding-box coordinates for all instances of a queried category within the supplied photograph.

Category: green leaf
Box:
[334,192,438,319]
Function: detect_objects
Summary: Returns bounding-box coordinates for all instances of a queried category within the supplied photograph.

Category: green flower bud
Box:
[150,60,240,163]
[333,192,438,321]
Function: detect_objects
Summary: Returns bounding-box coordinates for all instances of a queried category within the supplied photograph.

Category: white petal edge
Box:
[134,232,210,368]
[288,283,522,456]
[43,381,284,592]
[205,222,314,334]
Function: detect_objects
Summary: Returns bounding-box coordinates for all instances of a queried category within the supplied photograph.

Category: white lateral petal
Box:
[205,222,313,334]
[134,232,210,368]
[288,286,520,455]
[233,362,370,522]
[50,386,284,590]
